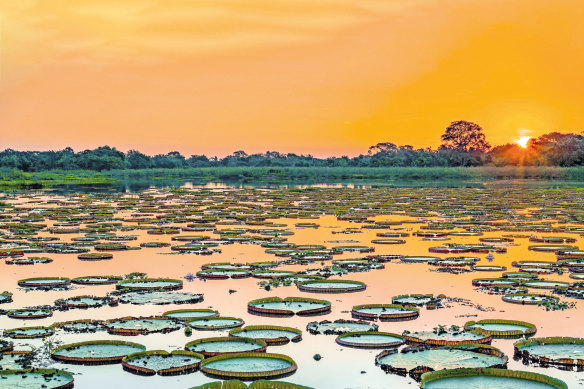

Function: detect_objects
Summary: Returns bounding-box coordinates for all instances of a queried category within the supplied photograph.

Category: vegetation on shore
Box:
[2,121,584,189]
[104,166,584,184]
[0,170,114,190]
[2,166,584,190]
[1,122,584,174]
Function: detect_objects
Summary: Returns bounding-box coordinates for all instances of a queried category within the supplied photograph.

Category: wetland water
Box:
[1,185,584,388]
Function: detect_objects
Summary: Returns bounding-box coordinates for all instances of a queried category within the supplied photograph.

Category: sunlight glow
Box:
[515,136,531,148]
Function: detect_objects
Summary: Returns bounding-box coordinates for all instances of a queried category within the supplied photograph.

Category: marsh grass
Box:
[3,166,584,190]
[104,166,584,184]
[0,169,114,189]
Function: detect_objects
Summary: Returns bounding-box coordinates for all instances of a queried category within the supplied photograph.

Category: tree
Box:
[368,142,398,155]
[151,152,186,168]
[126,150,151,169]
[440,121,491,152]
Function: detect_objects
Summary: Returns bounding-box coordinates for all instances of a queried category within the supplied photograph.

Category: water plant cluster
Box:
[1,186,583,387]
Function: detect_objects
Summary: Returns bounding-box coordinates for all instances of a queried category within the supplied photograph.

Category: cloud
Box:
[0,0,413,72]
[1,0,583,156]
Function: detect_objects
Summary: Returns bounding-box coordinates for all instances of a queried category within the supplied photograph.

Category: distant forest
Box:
[2,121,584,172]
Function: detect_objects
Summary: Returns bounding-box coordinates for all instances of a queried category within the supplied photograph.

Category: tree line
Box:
[1,121,583,172]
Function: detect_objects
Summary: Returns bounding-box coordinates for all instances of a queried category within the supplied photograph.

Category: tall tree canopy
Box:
[440,121,491,153]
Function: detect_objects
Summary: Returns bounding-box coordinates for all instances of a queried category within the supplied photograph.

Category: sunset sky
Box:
[1,0,583,157]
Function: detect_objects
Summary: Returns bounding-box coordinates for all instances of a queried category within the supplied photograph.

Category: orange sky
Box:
[1,0,583,157]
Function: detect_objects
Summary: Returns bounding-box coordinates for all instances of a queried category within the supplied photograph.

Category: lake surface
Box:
[1,184,583,388]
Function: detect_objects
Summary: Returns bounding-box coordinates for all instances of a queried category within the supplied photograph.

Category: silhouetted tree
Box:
[440,121,491,152]
[368,142,398,155]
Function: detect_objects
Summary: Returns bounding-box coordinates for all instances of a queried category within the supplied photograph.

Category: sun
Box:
[514,136,531,148]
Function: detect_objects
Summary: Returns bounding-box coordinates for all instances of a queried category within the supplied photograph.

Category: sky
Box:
[0,0,583,157]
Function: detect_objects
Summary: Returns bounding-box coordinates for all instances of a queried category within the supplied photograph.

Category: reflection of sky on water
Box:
[0,196,582,388]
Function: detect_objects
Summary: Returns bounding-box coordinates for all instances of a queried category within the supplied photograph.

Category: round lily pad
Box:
[116,278,183,291]
[55,295,118,309]
[51,319,104,333]
[188,317,244,331]
[200,352,297,380]
[77,252,113,261]
[523,280,570,290]
[297,279,366,293]
[122,350,204,376]
[465,319,536,338]
[306,319,378,335]
[51,340,146,364]
[391,294,442,307]
[352,304,419,321]
[420,368,567,389]
[71,275,122,285]
[116,291,204,305]
[229,325,302,345]
[105,316,182,335]
[163,308,219,321]
[6,308,53,320]
[197,269,251,279]
[0,369,74,389]
[502,293,559,305]
[405,328,492,346]
[336,331,404,348]
[248,297,331,316]
[0,351,35,370]
[376,344,508,377]
[515,337,584,366]
[185,337,267,357]
[471,265,507,272]
[17,277,70,288]
[4,326,54,339]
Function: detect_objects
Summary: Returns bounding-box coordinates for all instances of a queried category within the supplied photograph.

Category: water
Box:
[1,185,584,388]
